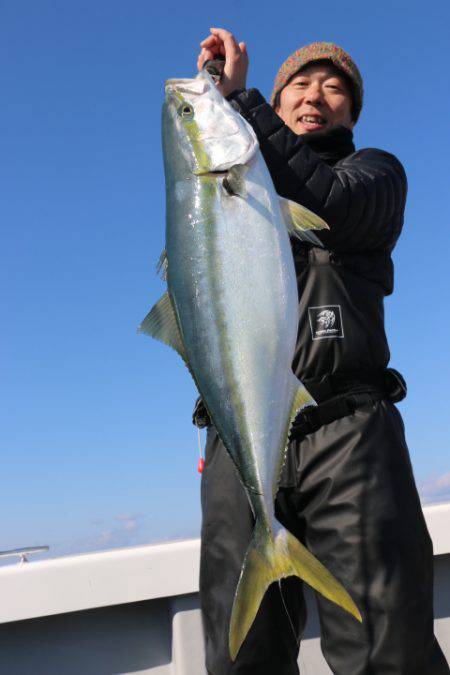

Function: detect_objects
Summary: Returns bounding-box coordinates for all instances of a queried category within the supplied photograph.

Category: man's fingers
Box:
[197,54,205,71]
[196,28,248,95]
[200,34,219,47]
[203,32,226,58]
[199,35,222,61]
[210,27,240,58]
[202,29,246,59]
[201,47,215,61]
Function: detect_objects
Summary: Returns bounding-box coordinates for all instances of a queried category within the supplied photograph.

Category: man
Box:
[195,28,450,675]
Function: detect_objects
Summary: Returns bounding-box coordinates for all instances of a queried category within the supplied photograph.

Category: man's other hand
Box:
[197,27,248,97]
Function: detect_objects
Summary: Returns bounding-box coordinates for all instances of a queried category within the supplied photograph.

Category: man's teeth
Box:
[301,115,326,124]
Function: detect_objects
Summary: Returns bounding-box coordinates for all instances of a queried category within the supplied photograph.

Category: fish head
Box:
[163,70,258,176]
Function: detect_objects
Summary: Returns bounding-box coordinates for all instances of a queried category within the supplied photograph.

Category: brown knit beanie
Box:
[270,42,364,121]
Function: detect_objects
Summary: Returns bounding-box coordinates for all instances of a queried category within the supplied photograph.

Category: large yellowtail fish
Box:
[140,69,361,660]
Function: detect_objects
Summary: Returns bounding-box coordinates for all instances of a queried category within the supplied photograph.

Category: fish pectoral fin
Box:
[222,164,248,198]
[138,292,187,362]
[229,519,362,661]
[279,197,329,246]
[156,248,168,280]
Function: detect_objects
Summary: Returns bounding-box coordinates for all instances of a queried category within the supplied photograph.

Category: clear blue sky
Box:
[1,0,449,562]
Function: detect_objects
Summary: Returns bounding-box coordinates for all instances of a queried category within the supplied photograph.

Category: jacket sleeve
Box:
[227,88,407,254]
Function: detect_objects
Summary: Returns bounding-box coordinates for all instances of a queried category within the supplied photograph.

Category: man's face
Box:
[275,61,355,135]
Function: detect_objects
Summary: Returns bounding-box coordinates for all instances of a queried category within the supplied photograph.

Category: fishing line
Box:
[278,580,300,649]
[197,426,205,474]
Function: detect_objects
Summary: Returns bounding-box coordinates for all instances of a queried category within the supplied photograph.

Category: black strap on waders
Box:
[301,368,406,404]
[288,392,373,440]
[288,368,407,440]
[192,368,407,436]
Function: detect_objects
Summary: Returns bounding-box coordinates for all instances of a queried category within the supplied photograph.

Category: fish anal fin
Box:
[285,376,317,441]
[291,379,316,420]
[275,377,316,493]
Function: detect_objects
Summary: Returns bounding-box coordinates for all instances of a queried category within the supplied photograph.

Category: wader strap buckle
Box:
[383,368,407,403]
[192,397,210,429]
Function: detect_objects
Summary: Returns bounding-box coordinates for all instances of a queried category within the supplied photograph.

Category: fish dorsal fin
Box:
[156,249,168,280]
[279,197,329,246]
[222,164,248,198]
[138,292,187,362]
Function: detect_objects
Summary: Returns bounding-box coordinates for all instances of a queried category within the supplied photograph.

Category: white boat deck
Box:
[0,502,449,674]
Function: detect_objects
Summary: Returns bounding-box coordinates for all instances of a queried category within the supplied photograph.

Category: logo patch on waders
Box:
[308,305,344,340]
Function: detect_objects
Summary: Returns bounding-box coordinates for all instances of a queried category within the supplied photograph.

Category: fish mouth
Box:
[165,77,198,88]
[165,77,209,96]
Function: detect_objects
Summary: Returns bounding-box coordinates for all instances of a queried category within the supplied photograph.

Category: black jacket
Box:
[227,88,408,388]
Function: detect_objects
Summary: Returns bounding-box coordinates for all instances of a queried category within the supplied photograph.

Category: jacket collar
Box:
[300,125,355,166]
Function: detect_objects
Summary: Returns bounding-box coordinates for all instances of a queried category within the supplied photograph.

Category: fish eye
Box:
[178,103,194,119]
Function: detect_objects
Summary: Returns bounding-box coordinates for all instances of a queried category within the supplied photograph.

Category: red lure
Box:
[197,427,205,474]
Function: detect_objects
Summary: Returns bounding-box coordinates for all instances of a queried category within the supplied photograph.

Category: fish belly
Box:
[167,161,298,504]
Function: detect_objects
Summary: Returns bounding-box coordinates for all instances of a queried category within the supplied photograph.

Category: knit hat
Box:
[270,42,364,121]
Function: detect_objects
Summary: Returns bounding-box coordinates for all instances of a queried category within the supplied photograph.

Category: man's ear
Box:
[275,106,287,126]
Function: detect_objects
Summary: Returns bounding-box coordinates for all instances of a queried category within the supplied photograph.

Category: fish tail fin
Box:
[229,519,362,661]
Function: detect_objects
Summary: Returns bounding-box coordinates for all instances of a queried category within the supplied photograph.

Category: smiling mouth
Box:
[299,115,327,126]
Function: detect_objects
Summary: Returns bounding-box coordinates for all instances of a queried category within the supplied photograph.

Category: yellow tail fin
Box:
[229,519,362,661]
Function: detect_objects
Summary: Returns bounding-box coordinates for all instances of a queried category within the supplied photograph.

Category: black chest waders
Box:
[196,388,448,675]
